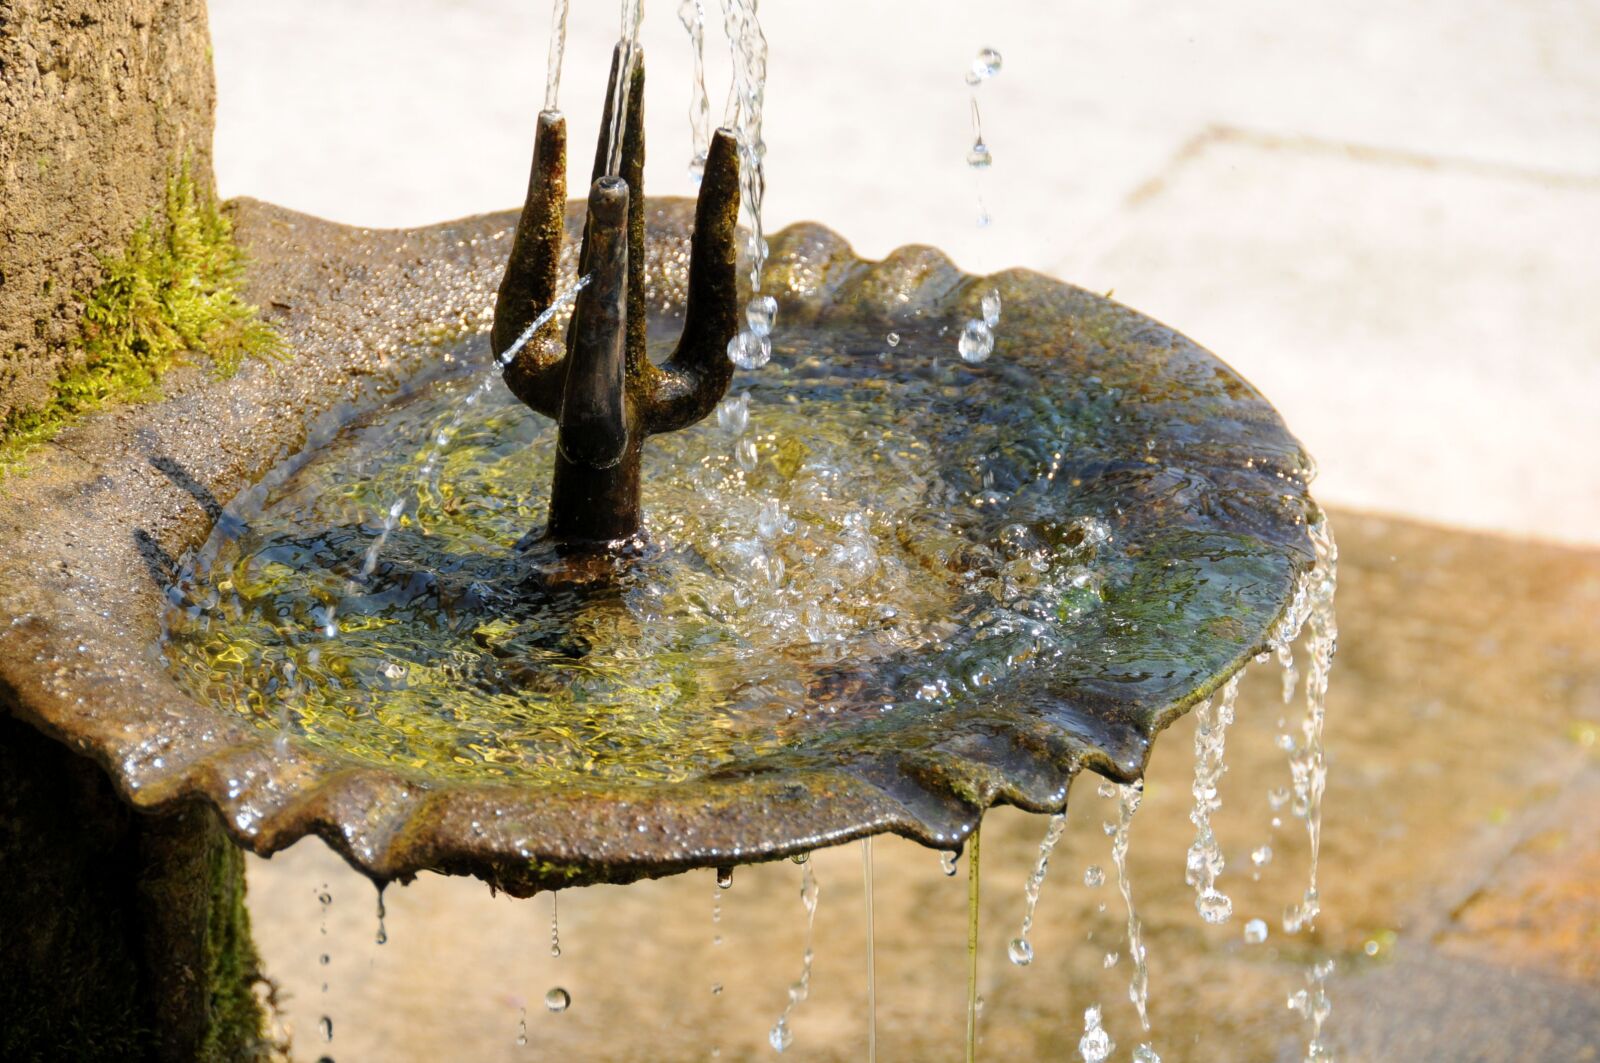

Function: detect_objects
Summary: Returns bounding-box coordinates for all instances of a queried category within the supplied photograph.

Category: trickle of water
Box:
[1008,812,1065,966]
[548,892,561,958]
[1282,521,1337,935]
[769,859,820,1053]
[1244,918,1269,945]
[677,0,712,182]
[545,986,571,1013]
[1185,673,1242,924]
[965,827,981,1063]
[1111,780,1153,1034]
[375,887,387,946]
[963,46,1001,227]
[1078,1005,1114,1062]
[516,1007,528,1046]
[543,0,571,112]
[941,850,960,877]
[716,865,734,889]
[720,0,776,373]
[604,0,644,178]
[862,838,877,1063]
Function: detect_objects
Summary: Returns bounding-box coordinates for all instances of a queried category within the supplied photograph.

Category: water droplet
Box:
[319,953,330,966]
[885,331,901,347]
[1083,865,1105,888]
[1197,889,1233,924]
[1103,951,1120,968]
[1267,786,1290,810]
[1244,918,1269,944]
[769,1017,794,1052]
[958,320,994,363]
[1097,780,1118,800]
[728,329,772,369]
[966,141,993,169]
[711,982,723,996]
[746,295,778,337]
[1251,845,1273,867]
[715,391,750,434]
[515,1007,527,1045]
[735,437,759,472]
[544,987,571,1013]
[1078,1005,1114,1062]
[1133,1046,1162,1063]
[319,1015,333,1042]
[970,47,1003,81]
[1007,937,1034,966]
[981,289,1002,328]
[940,851,960,876]
[790,851,810,865]
[318,892,332,907]
[716,866,734,889]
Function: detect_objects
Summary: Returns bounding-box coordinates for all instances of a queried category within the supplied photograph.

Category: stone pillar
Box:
[0,0,218,427]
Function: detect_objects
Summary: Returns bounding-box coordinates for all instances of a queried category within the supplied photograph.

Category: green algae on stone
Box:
[0,164,281,474]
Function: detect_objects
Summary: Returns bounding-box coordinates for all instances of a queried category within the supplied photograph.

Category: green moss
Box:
[198,827,270,1062]
[1,162,282,474]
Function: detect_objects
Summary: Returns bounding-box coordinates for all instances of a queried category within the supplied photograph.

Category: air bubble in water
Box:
[746,295,778,337]
[958,320,994,363]
[545,987,571,1012]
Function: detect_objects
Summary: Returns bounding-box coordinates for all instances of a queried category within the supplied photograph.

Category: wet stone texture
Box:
[0,197,1317,896]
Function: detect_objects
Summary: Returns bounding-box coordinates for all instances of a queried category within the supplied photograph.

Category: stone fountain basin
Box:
[0,198,1319,896]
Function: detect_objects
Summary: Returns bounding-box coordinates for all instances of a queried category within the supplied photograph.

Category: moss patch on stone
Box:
[0,164,281,473]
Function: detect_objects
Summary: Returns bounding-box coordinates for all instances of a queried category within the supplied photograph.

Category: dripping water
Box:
[1287,959,1335,1061]
[957,47,1002,364]
[965,826,981,1063]
[1008,812,1065,966]
[543,0,571,112]
[317,884,333,1049]
[374,886,387,946]
[549,891,561,958]
[768,858,820,1053]
[862,838,877,1063]
[1078,1004,1113,1062]
[1185,673,1242,924]
[678,0,712,183]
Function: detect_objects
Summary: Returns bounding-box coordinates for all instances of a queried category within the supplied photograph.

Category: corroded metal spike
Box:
[492,43,742,549]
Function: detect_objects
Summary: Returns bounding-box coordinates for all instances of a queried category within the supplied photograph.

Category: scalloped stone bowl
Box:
[0,198,1319,896]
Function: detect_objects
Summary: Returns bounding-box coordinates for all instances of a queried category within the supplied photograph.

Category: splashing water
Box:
[1078,1004,1113,1063]
[965,827,982,1063]
[678,0,712,183]
[1281,520,1337,934]
[862,838,877,1063]
[769,859,820,1053]
[1008,812,1065,966]
[1185,672,1242,924]
[543,0,571,112]
[720,0,776,372]
[1287,960,1335,1061]
[1110,780,1153,1035]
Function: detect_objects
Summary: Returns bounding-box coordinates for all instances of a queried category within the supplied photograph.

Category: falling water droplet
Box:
[319,1016,333,1042]
[790,851,810,865]
[970,47,1003,81]
[1251,845,1273,867]
[1007,937,1034,966]
[711,982,723,996]
[941,850,959,876]
[1079,1005,1114,1062]
[550,892,561,958]
[958,320,994,363]
[516,1006,528,1046]
[981,290,1002,328]
[746,295,778,337]
[716,866,734,889]
[1104,951,1120,968]
[1084,865,1105,888]
[728,330,772,370]
[769,1017,794,1052]
[1133,1045,1162,1063]
[544,987,571,1013]
[1244,918,1269,945]
[965,141,993,169]
[375,888,387,945]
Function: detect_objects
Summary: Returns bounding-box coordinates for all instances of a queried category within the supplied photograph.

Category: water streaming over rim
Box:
[1008,812,1066,966]
[965,827,982,1063]
[605,0,645,178]
[862,838,877,1063]
[1185,673,1242,924]
[768,859,820,1053]
[543,0,571,112]
[677,0,713,184]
